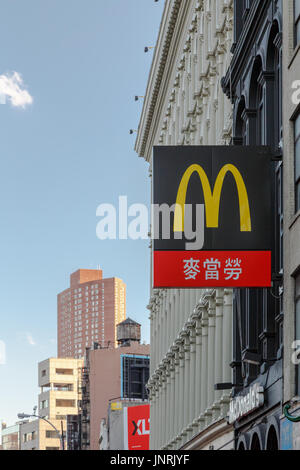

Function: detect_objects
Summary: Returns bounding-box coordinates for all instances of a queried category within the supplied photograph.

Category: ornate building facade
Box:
[222,0,283,449]
[281,0,300,449]
[135,0,235,450]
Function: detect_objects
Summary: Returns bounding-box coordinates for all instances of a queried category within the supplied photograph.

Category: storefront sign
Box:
[111,401,122,411]
[153,146,273,288]
[228,383,264,424]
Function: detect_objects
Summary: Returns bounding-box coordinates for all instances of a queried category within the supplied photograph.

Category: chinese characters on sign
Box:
[184,258,242,281]
[183,258,201,280]
[154,251,271,288]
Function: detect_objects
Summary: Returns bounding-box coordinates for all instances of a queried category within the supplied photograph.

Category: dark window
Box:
[232,24,282,389]
[266,426,279,450]
[122,356,149,400]
[46,430,59,439]
[258,85,265,144]
[233,0,255,45]
[295,114,300,212]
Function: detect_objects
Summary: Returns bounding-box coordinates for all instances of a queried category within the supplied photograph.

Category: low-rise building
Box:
[100,399,150,450]
[80,318,150,450]
[1,422,22,450]
[20,357,83,450]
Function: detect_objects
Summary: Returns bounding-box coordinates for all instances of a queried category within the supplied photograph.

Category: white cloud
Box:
[26,333,36,346]
[0,71,33,108]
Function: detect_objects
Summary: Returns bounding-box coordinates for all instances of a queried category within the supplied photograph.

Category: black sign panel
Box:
[153,146,273,252]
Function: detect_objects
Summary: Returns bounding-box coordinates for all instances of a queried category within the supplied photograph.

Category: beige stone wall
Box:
[135,0,234,450]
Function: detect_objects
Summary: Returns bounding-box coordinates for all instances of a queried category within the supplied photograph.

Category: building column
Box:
[165,359,171,448]
[153,373,161,449]
[161,367,167,448]
[185,290,191,323]
[171,346,179,447]
[192,310,202,434]
[187,321,196,440]
[205,293,215,427]
[199,302,208,431]
[182,331,190,445]
[179,289,185,335]
[149,381,154,450]
[157,367,164,449]
[168,354,175,448]
[175,290,180,339]
[212,288,224,420]
[220,289,233,418]
[176,341,185,448]
[167,292,172,356]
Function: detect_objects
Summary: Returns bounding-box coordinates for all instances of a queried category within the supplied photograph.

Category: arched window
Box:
[258,84,265,144]
[266,426,279,450]
[238,442,245,450]
[233,97,246,145]
[250,433,261,450]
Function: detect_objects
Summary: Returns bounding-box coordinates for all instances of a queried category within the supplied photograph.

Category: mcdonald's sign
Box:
[152,146,274,288]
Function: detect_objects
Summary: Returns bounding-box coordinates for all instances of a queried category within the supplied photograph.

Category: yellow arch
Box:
[173,163,251,232]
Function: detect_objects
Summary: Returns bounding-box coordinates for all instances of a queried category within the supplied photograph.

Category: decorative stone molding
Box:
[136,0,234,450]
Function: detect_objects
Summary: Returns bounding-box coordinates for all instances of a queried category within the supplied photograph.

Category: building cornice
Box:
[134,0,189,161]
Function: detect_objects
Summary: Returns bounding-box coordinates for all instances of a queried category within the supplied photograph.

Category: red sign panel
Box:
[153,251,272,288]
[124,404,150,450]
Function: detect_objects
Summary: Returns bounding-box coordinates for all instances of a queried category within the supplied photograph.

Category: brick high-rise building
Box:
[57,269,126,358]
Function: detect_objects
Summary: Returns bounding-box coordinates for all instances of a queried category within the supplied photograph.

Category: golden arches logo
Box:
[173,164,252,233]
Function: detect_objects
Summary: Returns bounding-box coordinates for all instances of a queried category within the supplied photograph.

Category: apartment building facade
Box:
[135,0,235,450]
[79,319,149,450]
[1,423,21,450]
[20,357,83,450]
[222,0,283,450]
[57,268,126,358]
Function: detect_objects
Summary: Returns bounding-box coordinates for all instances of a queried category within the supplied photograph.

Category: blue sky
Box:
[0,0,163,427]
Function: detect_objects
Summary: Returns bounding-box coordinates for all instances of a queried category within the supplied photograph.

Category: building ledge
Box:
[180,418,234,450]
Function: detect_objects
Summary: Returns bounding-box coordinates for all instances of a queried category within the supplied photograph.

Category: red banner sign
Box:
[153,251,271,288]
[124,404,150,450]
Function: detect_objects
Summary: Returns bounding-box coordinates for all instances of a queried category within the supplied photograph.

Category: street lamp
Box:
[17,410,65,450]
